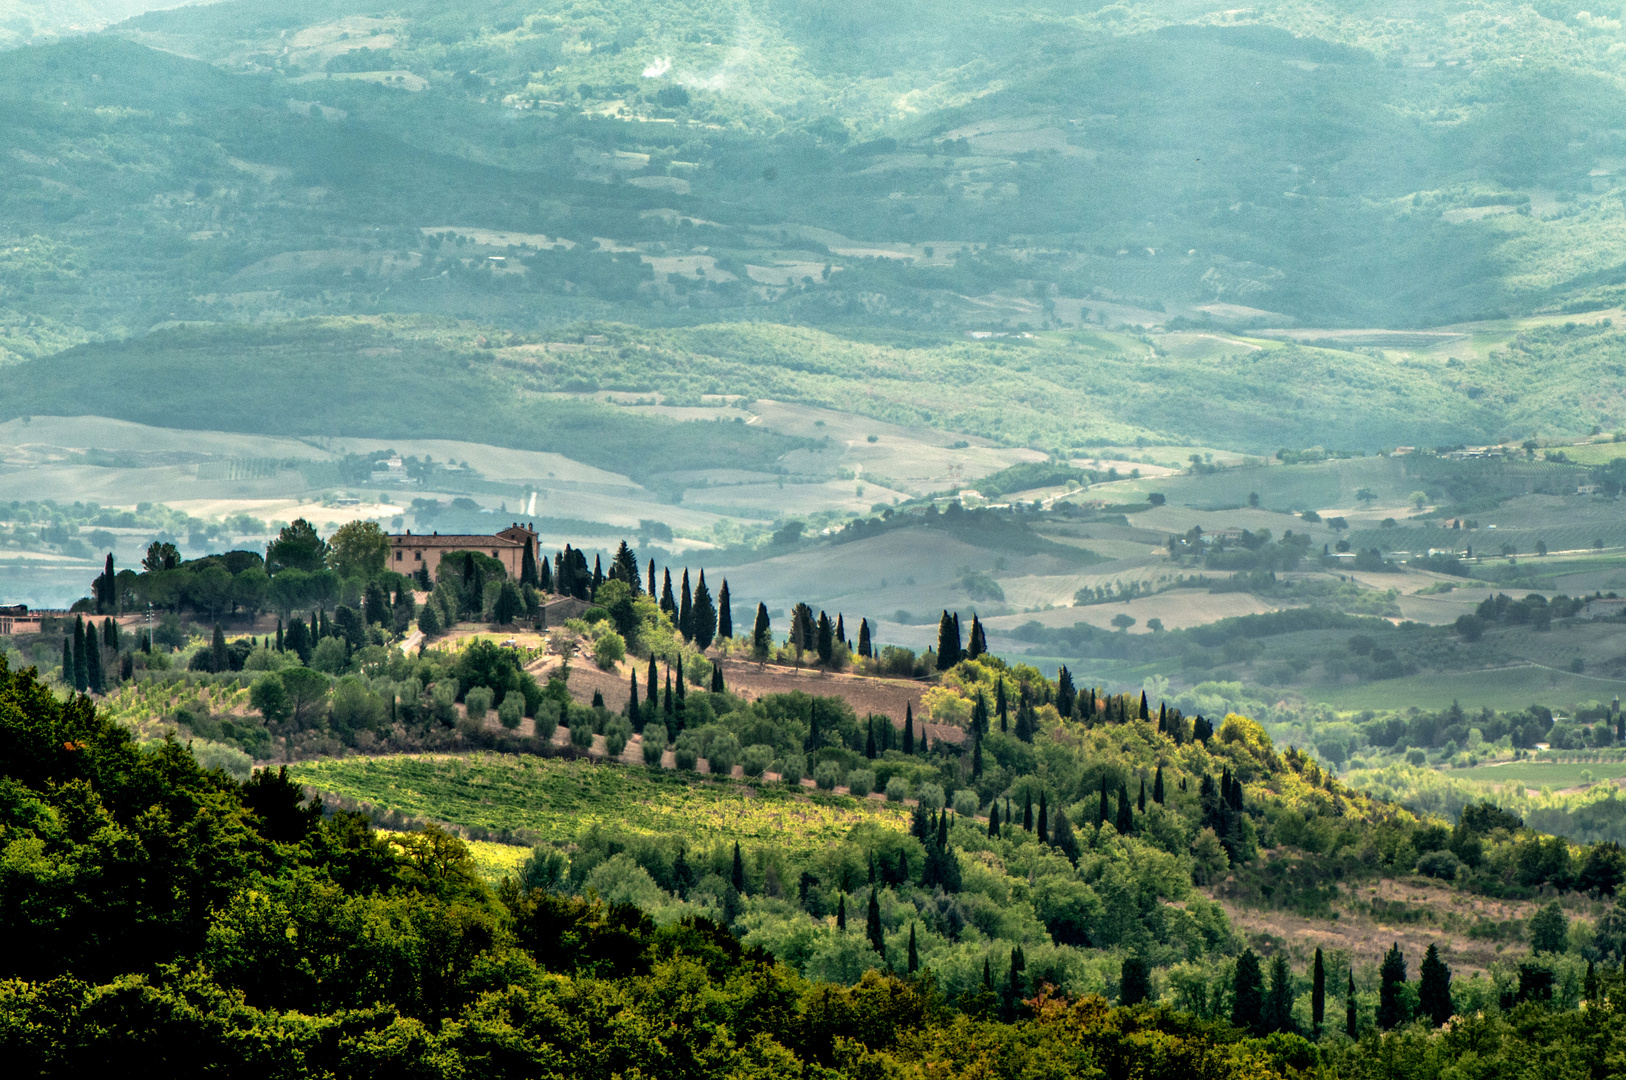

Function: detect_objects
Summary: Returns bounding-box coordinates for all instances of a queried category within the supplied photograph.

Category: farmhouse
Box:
[389,522,538,583]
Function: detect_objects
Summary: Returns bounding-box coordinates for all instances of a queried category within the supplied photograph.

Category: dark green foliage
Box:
[1312,947,1325,1030]
[1419,943,1453,1026]
[1120,955,1150,1006]
[1232,950,1263,1034]
[1263,953,1294,1034]
[1378,943,1408,1029]
[717,579,731,640]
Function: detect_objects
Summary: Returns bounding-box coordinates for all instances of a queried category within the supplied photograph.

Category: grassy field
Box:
[290,753,910,852]
[1449,761,1626,788]
[1306,665,1626,713]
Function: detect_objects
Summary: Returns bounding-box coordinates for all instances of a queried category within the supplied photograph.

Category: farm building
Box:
[388,522,538,583]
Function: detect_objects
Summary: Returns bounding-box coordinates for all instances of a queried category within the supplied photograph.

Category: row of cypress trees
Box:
[1208,942,1455,1036]
[61,614,124,692]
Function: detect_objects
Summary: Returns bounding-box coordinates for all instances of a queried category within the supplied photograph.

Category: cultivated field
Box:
[289,753,910,853]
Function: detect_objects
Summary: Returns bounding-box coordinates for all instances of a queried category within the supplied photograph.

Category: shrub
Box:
[463,686,493,722]
[497,696,523,729]
[569,717,593,749]
[604,717,632,757]
[1416,850,1460,880]
[885,776,910,802]
[813,760,843,790]
[779,753,806,784]
[743,743,774,777]
[593,631,626,669]
[642,723,668,764]
[847,769,875,797]
[953,788,980,817]
[674,731,703,771]
[915,782,946,811]
[310,636,349,674]
[706,731,741,774]
[532,700,559,741]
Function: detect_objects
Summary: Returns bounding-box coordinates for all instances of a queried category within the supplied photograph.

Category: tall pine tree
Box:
[678,569,694,640]
[660,569,676,618]
[1311,947,1326,1032]
[935,611,961,669]
[72,616,88,691]
[857,618,871,658]
[752,603,771,657]
[717,580,732,639]
[1418,943,1452,1026]
[867,887,884,954]
[521,537,539,587]
[1232,950,1264,1035]
[903,704,914,754]
[692,570,717,649]
[1377,943,1407,1029]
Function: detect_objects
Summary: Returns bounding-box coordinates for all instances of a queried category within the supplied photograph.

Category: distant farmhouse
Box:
[389,522,538,583]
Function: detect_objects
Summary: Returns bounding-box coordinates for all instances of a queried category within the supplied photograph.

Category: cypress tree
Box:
[521,537,539,587]
[62,636,72,686]
[1007,946,1025,1019]
[72,617,88,691]
[1023,792,1034,831]
[276,618,283,652]
[816,611,834,664]
[679,569,693,640]
[1586,959,1599,1002]
[983,958,993,990]
[808,700,821,752]
[1232,950,1264,1034]
[835,613,846,645]
[836,894,846,931]
[692,570,717,649]
[1346,972,1358,1038]
[903,705,914,754]
[1014,687,1036,742]
[663,670,674,723]
[613,541,639,592]
[661,569,676,617]
[85,631,103,693]
[1377,943,1407,1029]
[1052,809,1079,865]
[988,801,1001,838]
[935,611,959,670]
[753,603,771,656]
[1264,954,1294,1034]
[867,887,884,954]
[646,655,658,709]
[1099,779,1110,825]
[103,617,118,651]
[1418,943,1452,1026]
[907,924,919,973]
[310,611,318,644]
[537,550,552,593]
[286,617,311,662]
[1153,765,1165,804]
[675,654,685,711]
[966,614,984,659]
[1116,784,1133,834]
[711,665,724,693]
[592,554,605,593]
[972,731,983,778]
[647,559,657,597]
[971,693,989,739]
[1036,791,1048,843]
[628,668,640,725]
[211,624,228,674]
[717,580,732,639]
[1312,948,1326,1032]
[865,718,876,759]
[1139,691,1150,721]
[996,679,1008,732]
[1138,777,1146,812]
[858,618,871,658]
[1158,701,1167,732]
[1056,665,1075,716]
[732,842,746,893]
